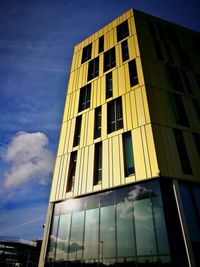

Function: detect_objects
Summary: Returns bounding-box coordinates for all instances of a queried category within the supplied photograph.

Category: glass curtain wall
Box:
[45,180,177,267]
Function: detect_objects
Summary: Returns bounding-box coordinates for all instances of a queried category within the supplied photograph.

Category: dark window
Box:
[147,21,157,38]
[66,151,77,192]
[79,84,91,112]
[173,128,192,174]
[98,35,104,53]
[177,48,192,69]
[167,65,184,92]
[94,106,101,139]
[117,20,129,42]
[157,24,166,41]
[88,56,99,81]
[73,116,82,147]
[165,26,179,46]
[153,40,164,60]
[165,43,174,63]
[82,43,92,64]
[106,71,113,99]
[193,99,200,122]
[193,133,200,157]
[128,59,138,87]
[104,47,116,72]
[121,39,129,62]
[171,93,189,127]
[94,142,102,185]
[107,97,123,134]
[181,70,193,94]
[123,131,135,176]
[194,73,200,92]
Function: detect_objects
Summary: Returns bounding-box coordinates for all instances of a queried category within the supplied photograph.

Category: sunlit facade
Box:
[39,9,200,267]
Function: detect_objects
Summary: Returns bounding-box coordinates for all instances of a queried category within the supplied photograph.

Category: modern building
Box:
[39,9,200,267]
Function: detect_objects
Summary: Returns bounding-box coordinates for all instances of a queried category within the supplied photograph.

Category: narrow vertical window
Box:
[147,21,157,38]
[173,129,192,174]
[106,71,113,99]
[193,133,200,157]
[67,151,77,192]
[82,43,92,64]
[104,47,116,72]
[94,142,102,185]
[128,59,138,87]
[117,20,129,42]
[123,131,135,176]
[121,39,129,62]
[79,84,91,112]
[73,115,82,147]
[181,70,193,94]
[192,99,200,122]
[164,44,174,64]
[88,56,99,81]
[157,24,166,41]
[167,65,184,92]
[171,93,189,127]
[98,35,104,53]
[94,106,101,139]
[107,97,123,134]
[153,40,164,60]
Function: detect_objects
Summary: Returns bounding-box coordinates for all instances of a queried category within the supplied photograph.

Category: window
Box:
[123,131,135,176]
[171,93,189,127]
[106,71,113,99]
[121,39,129,62]
[98,35,104,53]
[128,59,138,87]
[94,106,101,139]
[157,24,166,41]
[88,56,99,81]
[104,47,116,72]
[165,26,179,46]
[82,43,92,64]
[193,133,200,157]
[94,142,102,185]
[73,115,82,147]
[181,70,193,94]
[173,128,192,174]
[117,20,129,42]
[78,84,91,112]
[107,97,123,134]
[167,65,184,92]
[165,43,174,64]
[153,40,164,60]
[147,21,157,38]
[177,48,192,69]
[193,99,200,122]
[66,151,77,192]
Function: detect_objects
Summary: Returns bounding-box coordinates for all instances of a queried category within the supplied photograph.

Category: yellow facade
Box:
[49,9,161,204]
[39,9,200,266]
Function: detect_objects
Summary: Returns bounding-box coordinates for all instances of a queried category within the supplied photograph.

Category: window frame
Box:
[78,84,91,112]
[107,97,123,134]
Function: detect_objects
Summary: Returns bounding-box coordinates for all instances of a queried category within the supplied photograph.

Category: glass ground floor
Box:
[45,179,200,267]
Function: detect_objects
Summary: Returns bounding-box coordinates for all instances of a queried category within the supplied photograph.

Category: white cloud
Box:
[3,131,54,188]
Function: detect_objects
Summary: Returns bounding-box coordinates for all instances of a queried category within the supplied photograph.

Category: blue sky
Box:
[0,0,200,241]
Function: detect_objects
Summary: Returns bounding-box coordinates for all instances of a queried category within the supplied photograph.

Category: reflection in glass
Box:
[46,180,175,266]
[152,197,170,259]
[135,198,157,258]
[68,211,84,261]
[100,206,116,259]
[47,215,59,261]
[116,187,136,258]
[56,214,71,261]
[84,208,99,259]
